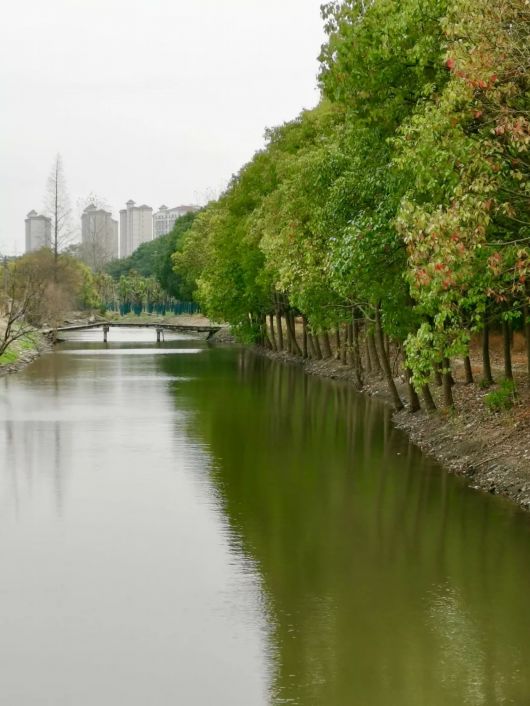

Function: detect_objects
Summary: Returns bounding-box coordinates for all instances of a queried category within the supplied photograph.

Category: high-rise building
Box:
[81,204,119,269]
[119,200,153,258]
[152,204,199,239]
[25,210,51,252]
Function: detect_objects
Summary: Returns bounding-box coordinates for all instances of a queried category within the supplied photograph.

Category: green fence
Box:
[109,300,201,317]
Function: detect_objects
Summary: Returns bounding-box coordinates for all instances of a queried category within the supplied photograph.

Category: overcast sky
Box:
[0,0,325,255]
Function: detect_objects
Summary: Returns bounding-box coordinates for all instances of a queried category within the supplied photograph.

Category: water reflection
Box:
[157,348,530,706]
[0,332,271,705]
[1,334,530,705]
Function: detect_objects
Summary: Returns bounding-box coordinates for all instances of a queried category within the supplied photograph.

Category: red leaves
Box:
[488,251,502,275]
[446,57,456,71]
[416,268,431,287]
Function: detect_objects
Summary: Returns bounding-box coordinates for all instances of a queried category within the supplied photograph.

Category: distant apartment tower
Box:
[81,204,119,269]
[25,210,51,252]
[152,204,199,238]
[119,200,153,258]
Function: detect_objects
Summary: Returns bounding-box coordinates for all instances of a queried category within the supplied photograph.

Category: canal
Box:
[1,329,529,705]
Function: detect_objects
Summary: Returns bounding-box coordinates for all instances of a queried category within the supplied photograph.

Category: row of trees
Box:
[173,0,530,411]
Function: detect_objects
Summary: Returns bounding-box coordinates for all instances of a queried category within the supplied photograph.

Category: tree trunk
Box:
[464,354,473,385]
[367,330,382,374]
[302,317,308,358]
[406,367,421,413]
[502,320,513,380]
[275,310,284,350]
[268,314,277,351]
[482,318,494,385]
[524,298,530,382]
[335,326,341,360]
[321,331,333,359]
[286,311,301,356]
[375,303,404,411]
[364,333,373,373]
[341,326,348,365]
[307,332,317,359]
[347,323,354,366]
[54,162,59,283]
[442,357,455,408]
[259,313,272,349]
[313,333,323,360]
[421,383,437,411]
[352,311,363,387]
[434,363,443,386]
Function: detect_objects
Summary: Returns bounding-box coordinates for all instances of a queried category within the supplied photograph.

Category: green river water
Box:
[0,329,529,705]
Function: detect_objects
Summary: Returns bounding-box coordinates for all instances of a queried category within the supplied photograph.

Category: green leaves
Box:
[170,0,529,380]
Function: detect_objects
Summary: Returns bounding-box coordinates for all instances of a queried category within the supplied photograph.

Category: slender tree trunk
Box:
[464,355,473,385]
[482,318,494,385]
[524,298,530,382]
[364,332,373,373]
[54,162,59,282]
[434,362,443,386]
[375,303,404,411]
[352,310,363,387]
[335,326,341,360]
[442,357,455,408]
[341,326,348,365]
[502,320,513,380]
[422,383,437,411]
[285,312,293,354]
[367,331,382,375]
[302,317,308,358]
[286,311,302,356]
[259,313,272,349]
[347,323,354,365]
[321,331,333,359]
[307,332,317,359]
[447,361,455,386]
[313,333,323,360]
[276,310,284,350]
[405,367,421,413]
[268,314,277,351]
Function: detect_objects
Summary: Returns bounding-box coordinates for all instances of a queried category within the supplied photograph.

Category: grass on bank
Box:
[0,332,39,367]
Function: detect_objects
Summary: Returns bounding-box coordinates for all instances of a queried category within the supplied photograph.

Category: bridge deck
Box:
[43,322,222,337]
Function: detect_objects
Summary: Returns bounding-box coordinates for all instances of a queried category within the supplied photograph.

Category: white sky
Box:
[0,0,325,255]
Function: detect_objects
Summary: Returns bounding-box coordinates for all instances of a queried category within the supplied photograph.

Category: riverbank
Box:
[254,343,530,512]
[0,331,50,377]
[4,312,528,511]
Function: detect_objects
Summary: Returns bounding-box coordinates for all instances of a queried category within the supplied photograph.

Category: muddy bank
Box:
[254,345,530,512]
